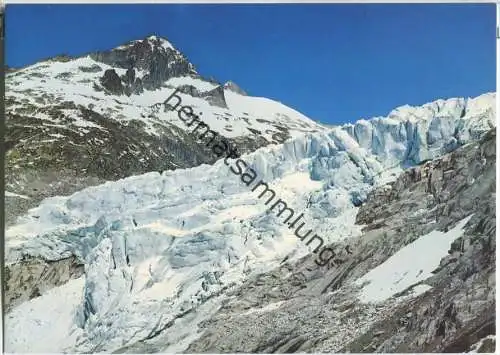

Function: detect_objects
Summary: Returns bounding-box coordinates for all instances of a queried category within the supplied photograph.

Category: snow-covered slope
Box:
[7,54,323,141]
[4,91,495,352]
[6,34,323,142]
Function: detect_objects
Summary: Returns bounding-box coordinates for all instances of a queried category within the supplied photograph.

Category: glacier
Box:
[4,92,496,353]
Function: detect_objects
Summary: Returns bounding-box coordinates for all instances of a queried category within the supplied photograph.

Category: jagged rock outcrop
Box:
[100,69,123,95]
[201,85,227,108]
[91,35,196,92]
[224,81,247,95]
[79,64,102,73]
[121,68,144,96]
[177,84,200,97]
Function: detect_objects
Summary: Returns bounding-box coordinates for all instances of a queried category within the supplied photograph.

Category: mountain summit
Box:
[90,35,197,94]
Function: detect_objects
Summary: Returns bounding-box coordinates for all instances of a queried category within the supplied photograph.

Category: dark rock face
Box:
[90,36,240,106]
[120,68,144,96]
[79,64,102,73]
[201,85,227,108]
[100,69,123,95]
[122,67,135,85]
[177,84,200,97]
[174,84,228,109]
[91,36,196,93]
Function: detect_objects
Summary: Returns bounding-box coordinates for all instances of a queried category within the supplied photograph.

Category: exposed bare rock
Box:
[4,255,84,312]
[201,85,228,108]
[100,69,123,95]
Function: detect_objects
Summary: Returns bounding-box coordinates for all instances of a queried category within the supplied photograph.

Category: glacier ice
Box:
[4,92,496,353]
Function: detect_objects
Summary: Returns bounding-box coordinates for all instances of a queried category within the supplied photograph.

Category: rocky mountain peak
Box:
[91,34,197,94]
[143,35,175,50]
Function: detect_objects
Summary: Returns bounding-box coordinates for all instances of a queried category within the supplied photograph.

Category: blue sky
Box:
[6,4,496,125]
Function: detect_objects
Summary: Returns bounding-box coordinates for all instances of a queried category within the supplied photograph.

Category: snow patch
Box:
[5,277,85,353]
[5,191,30,199]
[355,215,473,303]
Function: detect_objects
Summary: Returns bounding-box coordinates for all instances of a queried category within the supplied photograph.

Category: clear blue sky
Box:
[6,4,496,125]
